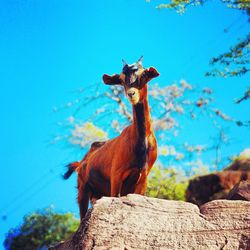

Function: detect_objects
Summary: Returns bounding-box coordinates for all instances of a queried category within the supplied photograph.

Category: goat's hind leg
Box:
[78,183,90,220]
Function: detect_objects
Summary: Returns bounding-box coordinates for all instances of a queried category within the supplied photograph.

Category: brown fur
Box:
[67,64,159,219]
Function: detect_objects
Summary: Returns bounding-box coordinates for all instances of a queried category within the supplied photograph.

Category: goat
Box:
[64,57,159,219]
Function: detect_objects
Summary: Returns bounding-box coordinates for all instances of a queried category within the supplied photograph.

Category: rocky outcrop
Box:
[186,150,250,206]
[225,157,250,171]
[186,171,250,206]
[50,194,250,250]
[228,180,250,201]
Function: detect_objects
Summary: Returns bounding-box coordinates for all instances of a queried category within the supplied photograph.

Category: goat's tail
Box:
[63,141,106,180]
[63,162,80,180]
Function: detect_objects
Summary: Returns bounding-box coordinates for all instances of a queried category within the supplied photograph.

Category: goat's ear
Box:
[139,67,159,88]
[144,67,160,82]
[103,74,122,85]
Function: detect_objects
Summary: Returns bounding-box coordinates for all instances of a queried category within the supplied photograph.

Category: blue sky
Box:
[0,0,249,247]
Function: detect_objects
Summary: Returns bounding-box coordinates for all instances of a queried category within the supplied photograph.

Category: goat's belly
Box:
[88,168,111,198]
[87,168,141,198]
[121,169,140,195]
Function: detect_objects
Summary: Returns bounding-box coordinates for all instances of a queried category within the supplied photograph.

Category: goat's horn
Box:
[137,56,143,65]
[122,59,127,66]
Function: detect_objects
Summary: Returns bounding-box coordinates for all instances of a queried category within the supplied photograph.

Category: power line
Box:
[0,170,53,215]
[4,172,60,219]
[179,16,242,69]
[0,161,70,220]
[179,16,248,77]
[0,169,63,221]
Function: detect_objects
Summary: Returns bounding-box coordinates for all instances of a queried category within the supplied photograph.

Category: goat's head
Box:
[103,57,159,105]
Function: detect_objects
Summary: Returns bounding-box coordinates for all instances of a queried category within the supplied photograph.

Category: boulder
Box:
[186,170,250,206]
[227,180,250,201]
[50,194,250,250]
[225,157,250,171]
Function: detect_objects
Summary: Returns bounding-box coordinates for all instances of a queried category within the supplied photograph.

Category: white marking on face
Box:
[127,87,140,105]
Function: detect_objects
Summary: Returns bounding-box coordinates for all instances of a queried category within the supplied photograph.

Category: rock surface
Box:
[225,157,250,171]
[50,194,250,250]
[227,180,250,201]
[186,170,250,206]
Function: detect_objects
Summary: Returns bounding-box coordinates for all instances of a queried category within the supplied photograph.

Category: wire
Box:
[4,172,60,219]
[0,170,53,215]
[0,160,70,220]
[179,16,248,77]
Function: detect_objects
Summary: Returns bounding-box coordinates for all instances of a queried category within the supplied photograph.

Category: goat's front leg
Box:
[134,169,148,195]
[110,170,123,197]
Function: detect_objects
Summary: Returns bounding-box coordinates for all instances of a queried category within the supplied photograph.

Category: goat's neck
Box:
[132,87,153,140]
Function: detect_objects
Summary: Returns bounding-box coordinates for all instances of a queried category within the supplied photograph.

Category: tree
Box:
[155,0,250,15]
[53,78,234,173]
[205,33,249,78]
[150,0,250,102]
[146,165,189,200]
[225,148,250,171]
[4,208,79,250]
[49,3,250,194]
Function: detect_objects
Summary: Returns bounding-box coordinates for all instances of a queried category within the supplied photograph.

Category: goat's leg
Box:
[78,183,90,220]
[110,173,123,197]
[121,168,140,195]
[134,170,148,195]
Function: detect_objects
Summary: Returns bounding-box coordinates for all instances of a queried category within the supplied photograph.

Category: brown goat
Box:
[64,57,159,219]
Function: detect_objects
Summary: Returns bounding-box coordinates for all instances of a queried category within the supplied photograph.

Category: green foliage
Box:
[156,0,204,14]
[146,165,189,201]
[206,34,250,78]
[154,0,250,14]
[151,0,250,78]
[4,208,79,250]
[223,0,250,14]
[224,148,250,171]
[69,121,108,148]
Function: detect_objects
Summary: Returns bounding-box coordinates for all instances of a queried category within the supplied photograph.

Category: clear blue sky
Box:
[0,0,249,247]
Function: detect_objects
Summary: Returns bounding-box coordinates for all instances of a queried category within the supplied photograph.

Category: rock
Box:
[49,194,250,250]
[227,180,250,201]
[225,158,250,171]
[186,171,250,206]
